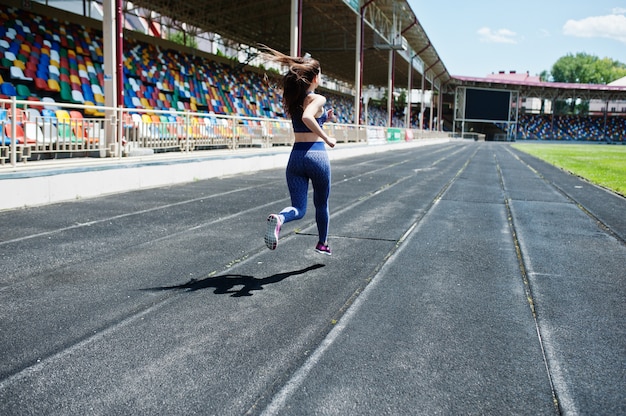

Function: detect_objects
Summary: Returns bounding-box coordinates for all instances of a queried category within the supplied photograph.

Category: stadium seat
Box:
[34,77,50,92]
[54,109,79,143]
[16,84,33,99]
[3,50,17,62]
[24,121,45,143]
[71,89,85,103]
[84,101,105,117]
[13,59,26,71]
[91,84,103,96]
[42,97,59,110]
[47,78,61,92]
[25,108,41,121]
[67,110,88,140]
[25,96,43,111]
[4,123,35,144]
[1,82,17,97]
[59,83,73,101]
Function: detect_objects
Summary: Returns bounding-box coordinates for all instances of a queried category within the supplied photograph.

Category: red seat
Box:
[4,123,35,144]
[35,77,50,91]
[27,96,44,111]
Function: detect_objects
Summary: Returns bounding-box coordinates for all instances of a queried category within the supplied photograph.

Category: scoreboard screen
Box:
[464,88,511,122]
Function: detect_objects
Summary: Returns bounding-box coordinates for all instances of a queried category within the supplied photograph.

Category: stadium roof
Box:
[450,75,626,101]
[127,0,451,91]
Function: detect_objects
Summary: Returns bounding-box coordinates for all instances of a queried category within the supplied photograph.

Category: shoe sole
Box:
[315,248,332,256]
[265,215,280,250]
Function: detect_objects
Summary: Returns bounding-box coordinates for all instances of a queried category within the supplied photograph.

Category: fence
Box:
[0,97,443,168]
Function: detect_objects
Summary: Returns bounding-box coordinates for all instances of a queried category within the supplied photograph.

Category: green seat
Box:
[57,123,79,143]
[16,84,32,100]
[60,82,73,101]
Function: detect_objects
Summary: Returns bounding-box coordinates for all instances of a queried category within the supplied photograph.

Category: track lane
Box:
[495,145,626,415]
[0,143,471,389]
[257,143,558,415]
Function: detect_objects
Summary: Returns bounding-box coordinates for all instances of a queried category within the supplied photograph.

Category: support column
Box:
[387,50,394,127]
[420,73,425,134]
[603,99,609,141]
[406,55,413,128]
[290,0,302,56]
[437,86,443,131]
[103,0,117,152]
[429,79,434,130]
[354,11,362,126]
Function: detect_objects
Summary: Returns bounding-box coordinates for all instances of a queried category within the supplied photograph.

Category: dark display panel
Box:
[465,88,510,121]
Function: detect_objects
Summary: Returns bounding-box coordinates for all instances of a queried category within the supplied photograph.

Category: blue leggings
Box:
[279,141,331,244]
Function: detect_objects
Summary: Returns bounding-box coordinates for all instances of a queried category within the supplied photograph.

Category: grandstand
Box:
[2,0,436,165]
[517,114,626,142]
[0,0,625,168]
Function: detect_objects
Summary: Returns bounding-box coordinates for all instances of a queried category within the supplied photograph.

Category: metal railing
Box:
[0,97,444,168]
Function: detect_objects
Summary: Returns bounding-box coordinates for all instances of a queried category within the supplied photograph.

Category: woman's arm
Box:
[302,94,337,147]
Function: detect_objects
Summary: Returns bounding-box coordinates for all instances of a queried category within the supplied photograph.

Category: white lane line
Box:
[0,184,263,246]
[261,264,382,415]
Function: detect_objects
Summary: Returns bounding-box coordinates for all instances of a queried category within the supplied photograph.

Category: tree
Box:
[167,29,198,49]
[547,53,626,115]
[549,52,626,84]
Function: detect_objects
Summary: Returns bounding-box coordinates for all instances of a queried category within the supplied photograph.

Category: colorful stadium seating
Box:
[0,5,624,143]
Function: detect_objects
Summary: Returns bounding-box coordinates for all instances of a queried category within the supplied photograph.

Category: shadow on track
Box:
[143,264,325,297]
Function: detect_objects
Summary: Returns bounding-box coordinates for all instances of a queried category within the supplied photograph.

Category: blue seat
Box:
[82,84,94,102]
[0,109,11,145]
[41,108,58,122]
[1,82,17,97]
[8,41,20,55]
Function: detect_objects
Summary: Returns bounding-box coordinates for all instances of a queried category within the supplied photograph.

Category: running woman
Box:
[261,47,337,255]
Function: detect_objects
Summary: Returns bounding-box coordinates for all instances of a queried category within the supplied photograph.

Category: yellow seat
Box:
[47,79,61,92]
[55,109,71,122]
[140,98,152,109]
[13,60,26,70]
[84,101,105,117]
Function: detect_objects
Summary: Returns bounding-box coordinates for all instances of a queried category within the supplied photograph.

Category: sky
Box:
[406,0,626,78]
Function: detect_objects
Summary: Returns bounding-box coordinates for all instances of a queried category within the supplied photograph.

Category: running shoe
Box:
[264,214,282,250]
[315,242,332,256]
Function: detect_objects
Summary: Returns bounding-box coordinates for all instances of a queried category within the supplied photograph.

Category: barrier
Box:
[0,97,436,168]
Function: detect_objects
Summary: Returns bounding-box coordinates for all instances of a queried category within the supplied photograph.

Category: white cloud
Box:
[563,12,626,44]
[477,27,518,44]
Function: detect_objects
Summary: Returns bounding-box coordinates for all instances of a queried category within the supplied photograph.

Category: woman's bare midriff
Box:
[294,132,324,143]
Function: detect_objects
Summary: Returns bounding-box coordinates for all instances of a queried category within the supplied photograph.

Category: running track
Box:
[1,141,624,415]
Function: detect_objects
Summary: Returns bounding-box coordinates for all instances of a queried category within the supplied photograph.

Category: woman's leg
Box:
[308,151,331,244]
[280,151,309,223]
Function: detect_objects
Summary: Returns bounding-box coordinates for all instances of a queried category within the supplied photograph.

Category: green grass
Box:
[511,143,626,197]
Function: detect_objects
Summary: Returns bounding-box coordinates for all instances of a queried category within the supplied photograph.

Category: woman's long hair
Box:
[260,45,320,117]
